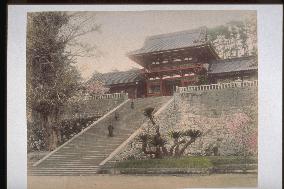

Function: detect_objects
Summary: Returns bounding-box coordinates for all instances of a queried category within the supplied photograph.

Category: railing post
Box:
[173,79,258,94]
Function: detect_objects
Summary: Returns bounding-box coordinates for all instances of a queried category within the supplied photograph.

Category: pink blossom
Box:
[86,81,109,95]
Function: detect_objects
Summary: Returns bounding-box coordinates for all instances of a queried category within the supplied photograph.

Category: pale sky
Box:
[73,10,256,80]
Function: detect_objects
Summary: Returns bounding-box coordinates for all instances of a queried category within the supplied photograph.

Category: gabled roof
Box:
[208,56,258,75]
[128,27,208,56]
[91,69,142,86]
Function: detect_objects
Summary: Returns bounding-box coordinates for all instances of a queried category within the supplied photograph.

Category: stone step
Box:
[56,149,115,154]
[51,153,108,157]
[29,172,98,176]
[59,145,119,151]
[72,139,130,146]
[40,159,104,164]
[37,162,103,167]
[29,170,98,173]
[31,96,171,176]
[30,169,99,172]
[29,171,99,175]
[31,165,99,168]
[51,152,112,157]
[33,165,102,169]
[74,135,130,141]
[81,157,106,160]
[54,151,114,156]
[41,158,104,163]
[29,167,99,171]
[29,171,99,174]
[60,144,122,149]
[30,168,100,172]
[46,156,106,161]
[68,137,131,146]
[84,132,132,138]
[63,141,128,147]
[68,137,129,143]
[59,145,118,151]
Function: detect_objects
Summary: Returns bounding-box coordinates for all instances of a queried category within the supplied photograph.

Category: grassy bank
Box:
[207,156,257,166]
[115,156,257,169]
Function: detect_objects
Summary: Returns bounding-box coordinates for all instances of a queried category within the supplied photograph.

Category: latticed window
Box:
[148,83,160,93]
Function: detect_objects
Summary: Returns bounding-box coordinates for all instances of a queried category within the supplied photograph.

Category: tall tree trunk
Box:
[169,139,185,156]
[41,115,49,150]
[161,145,168,156]
[57,129,62,144]
[169,145,175,156]
[47,108,60,151]
[51,128,58,150]
[177,138,196,156]
[174,144,180,157]
[46,114,54,151]
[155,146,162,159]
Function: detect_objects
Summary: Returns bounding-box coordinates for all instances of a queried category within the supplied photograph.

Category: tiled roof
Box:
[208,56,258,74]
[128,27,208,55]
[91,69,142,85]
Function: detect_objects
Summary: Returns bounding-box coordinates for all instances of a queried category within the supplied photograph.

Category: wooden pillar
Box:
[159,79,163,96]
[181,79,185,87]
[146,80,150,97]
[180,71,185,87]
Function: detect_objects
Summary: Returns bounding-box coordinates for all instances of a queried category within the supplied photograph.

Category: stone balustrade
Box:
[62,92,128,120]
[92,92,128,100]
[176,80,258,93]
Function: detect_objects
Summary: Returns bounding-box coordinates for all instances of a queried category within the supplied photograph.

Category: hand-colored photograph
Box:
[27,10,258,189]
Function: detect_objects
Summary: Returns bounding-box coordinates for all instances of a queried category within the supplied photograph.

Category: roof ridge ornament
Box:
[128,26,211,56]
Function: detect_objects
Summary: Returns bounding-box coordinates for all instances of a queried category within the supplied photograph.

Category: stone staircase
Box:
[29,96,171,176]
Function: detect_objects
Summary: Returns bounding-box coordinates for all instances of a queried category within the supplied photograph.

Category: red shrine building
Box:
[128,27,219,97]
[90,27,258,99]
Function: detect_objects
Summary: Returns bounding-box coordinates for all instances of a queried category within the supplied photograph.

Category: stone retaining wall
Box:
[174,86,258,156]
[112,86,257,161]
[62,96,126,120]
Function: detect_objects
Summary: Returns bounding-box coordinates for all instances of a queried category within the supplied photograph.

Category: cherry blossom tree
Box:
[85,80,109,96]
[208,18,257,59]
[226,112,258,156]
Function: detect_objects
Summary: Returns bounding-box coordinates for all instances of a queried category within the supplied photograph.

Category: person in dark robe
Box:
[108,124,114,137]
[130,100,134,109]
[114,111,119,121]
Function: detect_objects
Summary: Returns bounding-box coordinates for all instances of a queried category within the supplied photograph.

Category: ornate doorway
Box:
[164,79,181,96]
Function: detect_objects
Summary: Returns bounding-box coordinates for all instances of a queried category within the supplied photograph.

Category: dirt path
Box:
[28,174,257,189]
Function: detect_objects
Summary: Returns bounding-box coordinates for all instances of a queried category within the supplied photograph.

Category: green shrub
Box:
[115,156,258,170]
[207,156,257,165]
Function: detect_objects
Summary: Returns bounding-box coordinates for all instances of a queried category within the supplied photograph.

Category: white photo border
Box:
[7,5,283,189]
